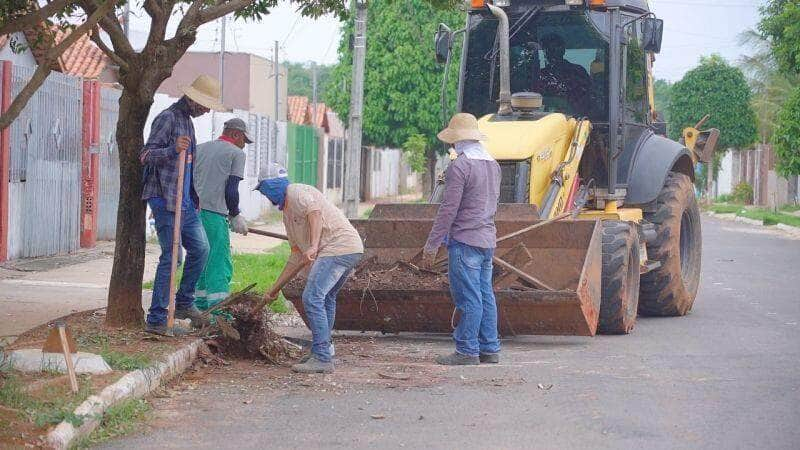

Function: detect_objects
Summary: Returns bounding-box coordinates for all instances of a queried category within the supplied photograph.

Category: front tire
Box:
[598,221,640,335]
[639,172,702,316]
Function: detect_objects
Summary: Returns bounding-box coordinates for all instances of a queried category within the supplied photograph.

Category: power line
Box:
[281,16,301,46]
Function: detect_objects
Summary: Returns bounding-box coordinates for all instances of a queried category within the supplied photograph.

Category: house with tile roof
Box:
[0,26,118,82]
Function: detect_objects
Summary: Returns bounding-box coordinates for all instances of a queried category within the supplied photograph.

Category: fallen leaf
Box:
[371,414,386,420]
[243,399,253,404]
[537,383,553,390]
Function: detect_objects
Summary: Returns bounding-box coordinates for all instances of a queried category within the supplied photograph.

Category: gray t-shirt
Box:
[193,139,246,215]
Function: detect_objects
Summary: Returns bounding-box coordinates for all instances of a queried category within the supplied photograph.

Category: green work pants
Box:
[195,210,232,310]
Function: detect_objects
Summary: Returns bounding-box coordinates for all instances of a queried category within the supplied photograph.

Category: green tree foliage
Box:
[738,30,799,143]
[772,87,800,176]
[758,0,800,75]
[325,0,463,172]
[653,78,672,126]
[401,133,429,173]
[287,62,332,99]
[668,55,757,150]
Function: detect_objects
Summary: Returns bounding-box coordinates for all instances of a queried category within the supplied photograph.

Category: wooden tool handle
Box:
[492,255,555,291]
[166,150,187,330]
[251,261,309,315]
[247,228,289,241]
[58,325,79,393]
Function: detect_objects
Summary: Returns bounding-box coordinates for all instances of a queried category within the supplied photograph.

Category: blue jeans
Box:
[301,253,362,362]
[447,240,501,356]
[147,198,209,326]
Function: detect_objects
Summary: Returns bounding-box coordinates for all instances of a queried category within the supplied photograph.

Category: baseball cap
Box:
[223,117,254,144]
[264,163,288,179]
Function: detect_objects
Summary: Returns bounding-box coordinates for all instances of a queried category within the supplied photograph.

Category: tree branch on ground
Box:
[0,0,116,131]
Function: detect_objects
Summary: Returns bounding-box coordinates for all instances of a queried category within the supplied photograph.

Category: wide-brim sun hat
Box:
[437,112,487,144]
[180,74,228,111]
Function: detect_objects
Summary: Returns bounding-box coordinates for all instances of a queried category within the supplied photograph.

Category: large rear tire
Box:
[639,172,702,316]
[598,221,640,335]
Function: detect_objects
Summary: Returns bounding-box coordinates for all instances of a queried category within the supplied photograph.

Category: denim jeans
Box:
[147,198,209,326]
[447,240,501,356]
[301,253,362,362]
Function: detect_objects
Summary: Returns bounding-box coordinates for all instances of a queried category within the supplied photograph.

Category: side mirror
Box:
[434,23,452,65]
[641,17,664,53]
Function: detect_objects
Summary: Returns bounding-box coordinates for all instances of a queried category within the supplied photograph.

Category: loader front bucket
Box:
[283,206,602,336]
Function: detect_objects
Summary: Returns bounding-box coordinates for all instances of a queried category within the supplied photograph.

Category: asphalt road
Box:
[104,216,800,450]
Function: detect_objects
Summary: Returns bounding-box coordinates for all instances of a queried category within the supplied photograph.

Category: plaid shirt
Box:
[140,98,199,212]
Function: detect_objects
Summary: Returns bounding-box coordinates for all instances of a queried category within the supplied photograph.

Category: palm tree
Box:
[738,29,799,144]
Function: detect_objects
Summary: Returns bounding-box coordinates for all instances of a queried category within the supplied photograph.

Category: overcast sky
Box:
[126,0,764,82]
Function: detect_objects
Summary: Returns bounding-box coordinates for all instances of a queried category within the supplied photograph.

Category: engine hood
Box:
[478,113,577,161]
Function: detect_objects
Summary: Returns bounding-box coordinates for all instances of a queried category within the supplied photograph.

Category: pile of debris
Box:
[202,287,300,364]
[347,259,450,292]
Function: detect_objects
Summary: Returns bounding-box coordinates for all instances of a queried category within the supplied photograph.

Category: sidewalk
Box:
[0,223,288,340]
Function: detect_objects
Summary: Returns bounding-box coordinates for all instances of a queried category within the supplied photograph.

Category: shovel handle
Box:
[251,261,309,315]
[166,150,187,330]
[247,228,288,241]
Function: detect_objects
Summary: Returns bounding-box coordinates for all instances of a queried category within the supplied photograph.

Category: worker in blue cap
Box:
[255,164,363,374]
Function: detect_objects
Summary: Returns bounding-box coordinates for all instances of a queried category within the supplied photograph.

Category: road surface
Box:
[103,216,800,449]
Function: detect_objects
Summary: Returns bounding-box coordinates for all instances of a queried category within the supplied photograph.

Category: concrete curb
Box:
[46,339,204,450]
[705,211,800,238]
[776,223,800,235]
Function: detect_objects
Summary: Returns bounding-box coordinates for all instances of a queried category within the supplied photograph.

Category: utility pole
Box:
[273,40,280,121]
[343,0,367,217]
[219,15,226,103]
[312,62,318,127]
[272,40,280,166]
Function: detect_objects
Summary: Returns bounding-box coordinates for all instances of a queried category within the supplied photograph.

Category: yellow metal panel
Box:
[578,208,643,223]
[478,113,578,208]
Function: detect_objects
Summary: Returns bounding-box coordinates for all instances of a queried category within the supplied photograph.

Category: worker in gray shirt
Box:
[194,117,250,310]
[421,113,502,366]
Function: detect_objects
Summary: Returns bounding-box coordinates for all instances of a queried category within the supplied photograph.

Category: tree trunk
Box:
[423,147,437,198]
[105,87,153,327]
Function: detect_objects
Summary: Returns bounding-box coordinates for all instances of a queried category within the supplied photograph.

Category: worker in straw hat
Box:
[421,112,503,365]
[254,163,364,374]
[139,74,227,336]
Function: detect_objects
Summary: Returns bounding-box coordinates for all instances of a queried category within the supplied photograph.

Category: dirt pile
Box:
[208,296,300,364]
[286,261,449,293]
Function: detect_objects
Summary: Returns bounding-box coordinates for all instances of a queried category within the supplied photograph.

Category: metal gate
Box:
[7,66,83,258]
[97,87,121,240]
[286,123,318,187]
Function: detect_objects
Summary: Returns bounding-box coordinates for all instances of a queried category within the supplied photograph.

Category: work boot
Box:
[292,355,334,374]
[435,352,479,366]
[298,343,335,363]
[175,305,208,329]
[479,353,500,364]
[144,323,189,337]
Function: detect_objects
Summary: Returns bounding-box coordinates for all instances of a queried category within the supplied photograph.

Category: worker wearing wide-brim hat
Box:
[254,164,364,374]
[140,75,226,336]
[422,112,503,366]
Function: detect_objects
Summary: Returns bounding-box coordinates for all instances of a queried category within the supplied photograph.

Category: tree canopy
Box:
[325,0,463,172]
[653,78,672,129]
[287,62,332,99]
[668,55,757,150]
[758,0,800,76]
[772,86,800,176]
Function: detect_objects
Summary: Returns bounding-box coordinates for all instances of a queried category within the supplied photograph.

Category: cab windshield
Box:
[461,11,609,121]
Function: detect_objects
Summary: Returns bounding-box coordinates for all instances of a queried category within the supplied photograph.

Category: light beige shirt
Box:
[283,184,364,259]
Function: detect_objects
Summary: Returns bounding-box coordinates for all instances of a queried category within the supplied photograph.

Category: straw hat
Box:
[180,75,227,111]
[437,113,487,144]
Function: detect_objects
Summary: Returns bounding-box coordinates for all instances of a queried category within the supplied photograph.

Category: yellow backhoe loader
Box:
[284,0,719,336]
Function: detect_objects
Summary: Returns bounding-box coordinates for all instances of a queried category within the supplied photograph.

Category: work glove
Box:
[229,214,248,235]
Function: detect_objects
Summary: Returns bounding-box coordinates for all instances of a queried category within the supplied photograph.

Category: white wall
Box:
[716,150,733,196]
[0,33,37,68]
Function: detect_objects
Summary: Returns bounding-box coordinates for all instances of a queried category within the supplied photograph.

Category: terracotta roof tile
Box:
[287,96,310,125]
[309,102,327,129]
[19,25,110,79]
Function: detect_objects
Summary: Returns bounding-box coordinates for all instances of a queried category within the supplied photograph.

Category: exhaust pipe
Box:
[487,3,512,116]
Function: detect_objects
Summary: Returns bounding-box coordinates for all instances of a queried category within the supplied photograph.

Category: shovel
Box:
[166,143,189,335]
